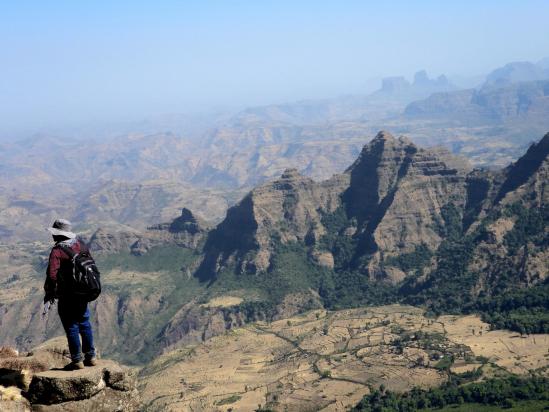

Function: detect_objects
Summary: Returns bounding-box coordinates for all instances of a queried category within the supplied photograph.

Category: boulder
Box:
[27,360,137,406]
[0,340,139,411]
[27,366,106,404]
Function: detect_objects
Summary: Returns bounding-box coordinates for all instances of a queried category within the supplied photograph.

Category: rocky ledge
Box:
[0,339,139,412]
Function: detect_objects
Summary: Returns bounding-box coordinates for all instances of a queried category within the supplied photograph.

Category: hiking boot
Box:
[64,361,84,371]
[84,357,97,367]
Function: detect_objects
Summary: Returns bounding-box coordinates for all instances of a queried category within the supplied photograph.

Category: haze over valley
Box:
[2,58,549,244]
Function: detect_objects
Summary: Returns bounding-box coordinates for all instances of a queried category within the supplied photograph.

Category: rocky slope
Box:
[199,131,472,282]
[196,131,548,320]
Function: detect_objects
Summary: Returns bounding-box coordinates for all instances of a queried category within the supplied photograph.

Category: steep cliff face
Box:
[197,130,548,293]
[495,132,549,206]
[343,132,470,265]
[197,168,348,278]
[198,131,473,282]
[468,133,549,290]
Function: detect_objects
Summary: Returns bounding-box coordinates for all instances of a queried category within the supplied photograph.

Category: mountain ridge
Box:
[0,132,547,366]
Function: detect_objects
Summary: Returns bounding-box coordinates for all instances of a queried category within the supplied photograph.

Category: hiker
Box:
[44,219,98,370]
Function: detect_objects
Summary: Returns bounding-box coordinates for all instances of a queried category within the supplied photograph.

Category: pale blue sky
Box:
[1,1,548,136]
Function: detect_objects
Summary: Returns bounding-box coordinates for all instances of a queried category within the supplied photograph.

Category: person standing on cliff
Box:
[44,219,97,370]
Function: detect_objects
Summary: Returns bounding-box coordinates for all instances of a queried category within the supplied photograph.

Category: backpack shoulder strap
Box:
[57,244,76,259]
[77,239,90,254]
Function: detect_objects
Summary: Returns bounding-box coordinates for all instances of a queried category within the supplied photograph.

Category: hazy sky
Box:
[1,0,549,136]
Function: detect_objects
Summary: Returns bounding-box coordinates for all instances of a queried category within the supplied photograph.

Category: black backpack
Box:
[58,243,101,302]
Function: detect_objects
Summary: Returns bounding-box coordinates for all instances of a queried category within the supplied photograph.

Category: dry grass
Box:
[201,296,244,308]
[0,347,18,359]
[441,315,549,374]
[0,385,22,401]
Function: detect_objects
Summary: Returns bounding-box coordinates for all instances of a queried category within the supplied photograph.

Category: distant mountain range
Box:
[405,80,549,123]
[484,60,549,86]
[1,58,549,243]
[375,70,456,98]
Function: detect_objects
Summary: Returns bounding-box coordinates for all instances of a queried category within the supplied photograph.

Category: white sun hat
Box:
[46,219,76,239]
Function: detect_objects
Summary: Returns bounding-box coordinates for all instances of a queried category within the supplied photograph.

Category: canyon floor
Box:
[139,303,549,412]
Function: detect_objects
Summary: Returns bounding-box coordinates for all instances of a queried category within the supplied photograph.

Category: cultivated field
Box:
[139,304,549,411]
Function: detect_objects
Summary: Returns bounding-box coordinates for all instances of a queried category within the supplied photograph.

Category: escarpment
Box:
[342,131,470,275]
[197,167,348,278]
[198,131,478,281]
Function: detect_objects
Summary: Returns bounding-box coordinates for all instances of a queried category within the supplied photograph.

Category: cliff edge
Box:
[0,338,138,411]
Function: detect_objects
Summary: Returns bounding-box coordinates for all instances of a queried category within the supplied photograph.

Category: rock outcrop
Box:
[144,207,208,250]
[0,339,138,412]
[28,359,137,409]
[89,207,208,255]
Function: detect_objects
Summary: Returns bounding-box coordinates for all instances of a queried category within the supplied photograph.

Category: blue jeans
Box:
[58,299,96,362]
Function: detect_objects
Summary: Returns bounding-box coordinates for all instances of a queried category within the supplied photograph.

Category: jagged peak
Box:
[346,132,417,174]
[369,131,416,149]
[373,130,396,142]
[179,207,198,223]
[495,132,549,203]
[280,168,302,179]
[168,207,206,233]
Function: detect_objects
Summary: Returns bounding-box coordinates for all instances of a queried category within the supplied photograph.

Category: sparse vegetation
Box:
[352,376,549,411]
[385,243,433,275]
[503,204,549,254]
[320,369,332,378]
[216,394,242,405]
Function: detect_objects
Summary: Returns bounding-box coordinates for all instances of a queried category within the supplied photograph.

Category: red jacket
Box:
[44,239,85,299]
